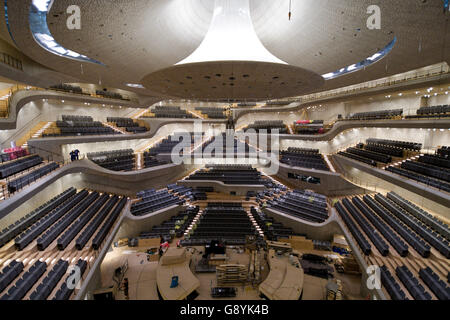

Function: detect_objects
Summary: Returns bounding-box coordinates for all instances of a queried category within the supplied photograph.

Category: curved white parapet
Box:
[0,89,142,130]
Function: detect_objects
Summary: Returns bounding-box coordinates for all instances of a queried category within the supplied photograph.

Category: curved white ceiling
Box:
[0,0,448,99]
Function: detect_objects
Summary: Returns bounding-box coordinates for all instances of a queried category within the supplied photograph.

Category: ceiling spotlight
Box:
[125,83,145,89]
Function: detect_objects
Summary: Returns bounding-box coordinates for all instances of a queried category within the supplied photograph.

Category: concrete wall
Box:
[274,164,366,196]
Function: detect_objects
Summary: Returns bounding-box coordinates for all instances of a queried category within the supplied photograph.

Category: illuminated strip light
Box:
[322,37,397,80]
[3,0,16,45]
[26,0,104,65]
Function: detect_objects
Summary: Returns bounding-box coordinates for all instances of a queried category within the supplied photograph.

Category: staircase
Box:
[18,121,53,149]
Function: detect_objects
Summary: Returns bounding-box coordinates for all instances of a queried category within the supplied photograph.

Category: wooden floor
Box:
[100,245,364,300]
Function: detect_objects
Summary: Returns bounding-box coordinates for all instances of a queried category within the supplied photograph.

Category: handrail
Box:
[300,64,449,103]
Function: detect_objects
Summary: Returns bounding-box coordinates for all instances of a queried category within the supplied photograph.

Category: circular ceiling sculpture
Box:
[141,61,324,101]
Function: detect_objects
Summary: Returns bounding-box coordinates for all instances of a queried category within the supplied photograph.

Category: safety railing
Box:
[300,63,449,103]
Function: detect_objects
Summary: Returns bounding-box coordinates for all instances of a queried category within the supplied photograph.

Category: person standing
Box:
[70,150,75,162]
[74,149,80,160]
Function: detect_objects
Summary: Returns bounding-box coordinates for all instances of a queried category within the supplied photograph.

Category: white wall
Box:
[306,89,450,121]
[0,99,140,148]
[280,127,450,154]
[235,110,305,129]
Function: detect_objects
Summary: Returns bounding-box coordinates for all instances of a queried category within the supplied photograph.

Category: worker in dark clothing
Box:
[70,150,76,162]
[74,149,80,160]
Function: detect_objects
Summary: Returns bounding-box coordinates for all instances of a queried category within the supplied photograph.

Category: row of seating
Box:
[188,203,257,243]
[88,149,135,172]
[146,134,195,156]
[167,184,207,201]
[380,266,407,300]
[337,151,377,166]
[56,120,104,127]
[251,206,299,241]
[341,198,389,256]
[363,195,431,258]
[386,166,450,192]
[418,154,450,169]
[267,190,328,223]
[1,260,47,300]
[36,191,100,250]
[396,265,432,300]
[374,194,449,258]
[293,120,324,135]
[56,193,110,250]
[243,120,288,134]
[107,117,148,133]
[334,201,371,255]
[147,106,194,119]
[346,108,403,121]
[0,188,76,247]
[131,188,184,216]
[7,162,60,193]
[0,261,24,293]
[14,190,90,250]
[0,154,42,179]
[95,90,125,100]
[50,84,83,94]
[186,166,265,185]
[53,259,87,300]
[346,146,392,163]
[29,259,68,300]
[91,196,127,250]
[387,192,450,241]
[437,146,449,159]
[139,206,198,241]
[280,150,330,171]
[143,154,169,168]
[416,105,450,116]
[195,107,226,119]
[365,143,404,157]
[44,116,118,137]
[418,267,450,300]
[366,138,422,151]
[0,147,28,163]
[75,195,119,250]
[352,196,408,256]
[401,160,450,182]
[285,147,320,155]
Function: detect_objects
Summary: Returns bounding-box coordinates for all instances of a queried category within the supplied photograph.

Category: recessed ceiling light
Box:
[125,83,144,89]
